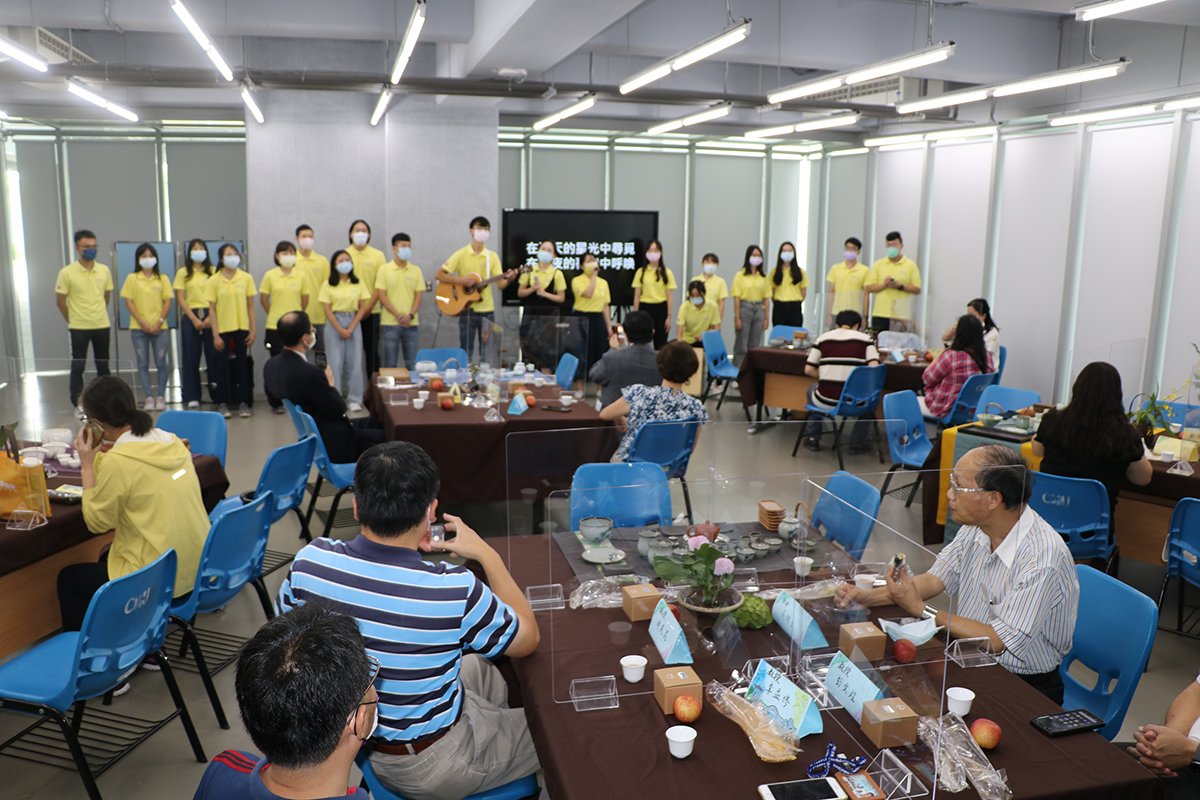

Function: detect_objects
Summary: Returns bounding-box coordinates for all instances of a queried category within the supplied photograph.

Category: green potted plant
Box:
[1128,389,1173,448]
[653,536,743,615]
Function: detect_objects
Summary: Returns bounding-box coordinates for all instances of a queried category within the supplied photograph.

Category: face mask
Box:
[81,248,98,261]
[780,251,795,263]
[336,261,353,275]
[690,296,704,306]
[302,331,316,351]
[396,246,412,261]
[473,229,490,243]
[748,256,763,267]
[844,250,858,262]
[537,250,554,264]
[190,249,207,263]
[223,254,241,269]
[351,231,369,246]
[352,700,379,742]
[646,251,661,263]
[886,246,901,259]
[702,262,717,275]
[298,236,314,250]
[139,257,156,271]
[278,253,297,268]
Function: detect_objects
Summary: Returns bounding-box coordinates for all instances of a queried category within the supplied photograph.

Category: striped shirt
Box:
[277,536,517,742]
[930,505,1078,675]
[806,328,879,407]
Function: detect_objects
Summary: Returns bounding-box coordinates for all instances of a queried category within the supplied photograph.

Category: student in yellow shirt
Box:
[770,241,807,328]
[347,219,386,379]
[175,238,217,408]
[571,252,612,377]
[436,216,517,363]
[260,240,312,413]
[518,240,567,371]
[731,244,770,365]
[697,252,729,322]
[207,243,257,419]
[319,249,373,411]
[55,228,113,408]
[632,239,676,349]
[120,243,173,410]
[376,232,425,371]
[676,280,721,346]
[864,230,922,332]
[826,236,869,325]
[295,223,330,358]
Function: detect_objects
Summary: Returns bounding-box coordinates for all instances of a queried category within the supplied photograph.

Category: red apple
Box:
[893,639,917,664]
[439,397,454,411]
[430,378,445,391]
[524,393,537,407]
[668,604,682,621]
[970,718,1002,750]
[673,694,701,723]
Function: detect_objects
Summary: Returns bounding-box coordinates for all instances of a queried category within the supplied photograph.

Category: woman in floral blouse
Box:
[601,340,709,461]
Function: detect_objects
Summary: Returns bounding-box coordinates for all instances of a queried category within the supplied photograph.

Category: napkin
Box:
[880,617,943,646]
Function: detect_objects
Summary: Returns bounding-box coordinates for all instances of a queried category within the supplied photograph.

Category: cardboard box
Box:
[621,584,662,622]
[860,697,919,748]
[653,666,702,715]
[379,367,410,381]
[839,622,887,662]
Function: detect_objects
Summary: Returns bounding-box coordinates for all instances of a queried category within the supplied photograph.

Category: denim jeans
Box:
[69,327,111,406]
[213,330,252,406]
[325,312,364,404]
[733,300,765,366]
[381,324,420,370]
[179,310,216,404]
[130,329,170,398]
[458,309,493,362]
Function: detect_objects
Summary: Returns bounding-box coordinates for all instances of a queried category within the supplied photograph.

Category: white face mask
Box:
[352,701,379,742]
[351,231,370,247]
[748,255,763,267]
[702,262,717,275]
[190,249,207,263]
[298,236,314,250]
[223,254,241,269]
[780,251,795,263]
[139,257,157,271]
[336,260,353,275]
[690,296,704,306]
[473,229,490,243]
[278,253,297,268]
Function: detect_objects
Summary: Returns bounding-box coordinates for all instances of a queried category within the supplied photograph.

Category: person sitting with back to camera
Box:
[589,309,662,409]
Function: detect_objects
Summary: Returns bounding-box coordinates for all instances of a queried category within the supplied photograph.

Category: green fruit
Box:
[733,595,772,629]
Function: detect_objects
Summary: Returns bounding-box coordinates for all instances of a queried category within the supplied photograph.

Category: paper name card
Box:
[772,591,829,649]
[648,598,692,665]
[746,660,823,740]
[825,651,884,723]
[506,394,529,416]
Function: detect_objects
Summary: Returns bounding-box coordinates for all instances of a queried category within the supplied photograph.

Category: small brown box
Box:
[839,622,887,662]
[860,698,919,748]
[622,584,662,622]
[653,666,702,715]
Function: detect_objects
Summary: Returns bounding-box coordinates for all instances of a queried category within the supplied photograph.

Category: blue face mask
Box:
[190,249,207,263]
[81,248,98,261]
[396,247,412,261]
[886,246,901,259]
[537,250,554,264]
[691,296,704,306]
[336,261,353,275]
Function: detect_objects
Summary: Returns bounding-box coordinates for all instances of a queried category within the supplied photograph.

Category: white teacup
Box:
[854,574,878,591]
[665,725,697,759]
[417,390,430,401]
[620,654,647,683]
[560,394,574,407]
[946,687,975,716]
[412,398,426,410]
[793,556,814,577]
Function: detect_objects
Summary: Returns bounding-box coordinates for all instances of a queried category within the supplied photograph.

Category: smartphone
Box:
[84,421,104,448]
[541,404,572,413]
[757,777,847,800]
[1030,708,1105,737]
[315,350,328,369]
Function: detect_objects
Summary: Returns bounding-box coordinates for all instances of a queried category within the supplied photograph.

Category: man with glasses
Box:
[193,603,373,799]
[836,445,1079,703]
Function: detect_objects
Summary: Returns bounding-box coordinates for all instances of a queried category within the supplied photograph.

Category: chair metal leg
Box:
[876,420,886,464]
[792,415,820,457]
[1180,577,1186,633]
[70,699,86,733]
[833,420,846,471]
[717,380,730,411]
[304,474,325,532]
[323,486,352,538]
[49,707,102,800]
[170,616,230,729]
[159,655,207,763]
[680,477,694,525]
[904,473,923,508]
[293,506,312,543]
[880,465,900,496]
[700,376,713,402]
[253,577,276,621]
[1156,573,1171,615]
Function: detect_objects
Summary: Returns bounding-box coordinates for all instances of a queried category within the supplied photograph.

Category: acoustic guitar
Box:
[435,264,531,316]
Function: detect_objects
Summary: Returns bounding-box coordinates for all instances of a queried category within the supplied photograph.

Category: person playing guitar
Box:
[435,216,517,362]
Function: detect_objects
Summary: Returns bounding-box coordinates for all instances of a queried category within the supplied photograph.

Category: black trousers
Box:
[69,328,111,406]
[772,300,804,328]
[361,315,380,380]
[1017,667,1064,706]
[641,302,668,349]
[264,329,284,408]
[214,330,253,407]
[871,316,896,332]
[57,559,109,632]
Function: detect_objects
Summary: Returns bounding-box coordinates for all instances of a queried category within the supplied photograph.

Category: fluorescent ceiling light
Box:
[1074,0,1172,21]
[1162,95,1200,111]
[992,58,1128,98]
[389,0,427,84]
[879,143,925,152]
[844,42,956,85]
[863,133,925,147]
[745,123,798,139]
[646,104,731,136]
[1049,103,1161,126]
[531,94,596,132]
[897,88,990,115]
[766,76,844,105]
[774,143,823,154]
[370,89,392,126]
[620,20,751,95]
[241,87,264,124]
[924,125,997,141]
[0,35,48,72]
[67,80,138,122]
[170,0,234,81]
[0,111,8,120]
[829,147,869,157]
[746,112,858,139]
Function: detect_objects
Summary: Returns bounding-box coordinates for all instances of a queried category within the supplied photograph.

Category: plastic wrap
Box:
[918,713,1012,800]
[567,576,651,609]
[705,680,800,762]
[757,578,842,601]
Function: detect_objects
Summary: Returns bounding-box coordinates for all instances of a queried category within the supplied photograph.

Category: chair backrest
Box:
[832,364,887,418]
[1029,472,1112,561]
[182,491,275,617]
[627,417,701,479]
[1061,564,1157,740]
[702,330,730,369]
[156,409,227,465]
[1165,497,1200,584]
[282,399,308,440]
[995,345,1007,383]
[555,352,580,388]
[569,462,672,530]
[767,325,806,342]
[881,390,933,468]
[810,471,881,560]
[1151,400,1197,427]
[415,347,469,370]
[69,550,177,707]
[292,406,336,471]
[976,385,1041,417]
[942,372,997,426]
[256,437,317,521]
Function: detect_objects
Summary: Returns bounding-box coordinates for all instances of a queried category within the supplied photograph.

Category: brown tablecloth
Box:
[738,347,927,408]
[0,455,229,578]
[368,383,618,506]
[503,536,1161,800]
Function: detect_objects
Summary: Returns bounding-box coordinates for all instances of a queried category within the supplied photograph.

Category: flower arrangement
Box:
[653,535,737,608]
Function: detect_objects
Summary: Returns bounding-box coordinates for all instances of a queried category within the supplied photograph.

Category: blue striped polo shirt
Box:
[277,536,517,742]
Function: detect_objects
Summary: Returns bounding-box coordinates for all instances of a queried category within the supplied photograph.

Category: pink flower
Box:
[687,535,708,551]
[713,557,735,576]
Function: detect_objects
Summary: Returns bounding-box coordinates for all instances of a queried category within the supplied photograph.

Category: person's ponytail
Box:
[80,375,153,435]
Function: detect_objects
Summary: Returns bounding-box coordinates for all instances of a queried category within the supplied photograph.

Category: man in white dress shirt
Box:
[1126,674,1200,798]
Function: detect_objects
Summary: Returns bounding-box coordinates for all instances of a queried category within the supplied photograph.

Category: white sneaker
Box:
[154,397,166,410]
[348,402,364,413]
[143,398,156,411]
[219,404,232,419]
[186,401,200,409]
[238,404,252,418]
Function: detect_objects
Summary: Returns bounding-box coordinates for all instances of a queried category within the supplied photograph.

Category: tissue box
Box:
[860,698,918,748]
[839,622,887,662]
[379,367,410,381]
[653,666,702,715]
[621,584,661,622]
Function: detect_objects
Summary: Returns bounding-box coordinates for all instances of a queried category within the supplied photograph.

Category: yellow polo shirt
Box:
[731,271,770,303]
[519,265,566,294]
[827,261,869,314]
[206,269,257,334]
[571,274,611,313]
[771,266,809,302]
[173,267,212,310]
[319,279,371,314]
[296,250,331,322]
[678,299,721,344]
[120,272,172,331]
[348,245,387,314]
[376,261,425,326]
[260,267,313,330]
[55,261,113,330]
[443,245,501,313]
[699,274,729,305]
[634,265,676,304]
[867,256,921,319]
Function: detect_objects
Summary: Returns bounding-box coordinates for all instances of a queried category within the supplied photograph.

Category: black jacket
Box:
[264,350,358,463]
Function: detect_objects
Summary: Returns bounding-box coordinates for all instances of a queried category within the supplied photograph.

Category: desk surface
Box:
[738,347,927,408]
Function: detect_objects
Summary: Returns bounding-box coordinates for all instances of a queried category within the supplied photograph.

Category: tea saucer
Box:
[581,546,627,565]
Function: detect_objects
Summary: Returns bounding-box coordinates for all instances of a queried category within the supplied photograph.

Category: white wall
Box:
[1162,122,1200,395]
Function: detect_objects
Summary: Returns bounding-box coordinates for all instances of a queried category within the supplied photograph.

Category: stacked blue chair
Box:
[995,345,1008,383]
[700,330,740,410]
[569,462,672,530]
[792,364,886,470]
[1157,497,1200,638]
[767,325,807,342]
[1029,472,1116,574]
[0,551,205,800]
[555,352,580,389]
[356,750,539,800]
[291,405,356,538]
[626,417,701,524]
[880,390,934,507]
[925,371,997,427]
[156,409,227,465]
[414,347,469,370]
[975,385,1041,417]
[811,471,881,560]
[1061,564,1157,740]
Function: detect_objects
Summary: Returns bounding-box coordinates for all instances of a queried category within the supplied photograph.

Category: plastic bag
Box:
[568,576,650,609]
[705,680,800,763]
[918,713,1012,800]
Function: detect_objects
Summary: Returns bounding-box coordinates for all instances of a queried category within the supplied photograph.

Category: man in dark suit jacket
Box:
[265,311,384,464]
[589,310,661,408]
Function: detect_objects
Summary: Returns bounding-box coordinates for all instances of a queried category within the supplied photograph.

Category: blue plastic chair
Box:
[415,347,469,370]
[880,390,933,508]
[569,462,672,531]
[794,364,887,470]
[283,398,308,440]
[700,330,740,410]
[1029,472,1116,572]
[356,750,539,800]
[976,385,1041,417]
[811,471,882,560]
[156,409,227,465]
[555,352,580,389]
[1061,564,1157,740]
[1156,498,1200,638]
[767,324,807,342]
[626,417,701,524]
[291,407,357,539]
[170,492,275,728]
[926,371,998,427]
[0,551,205,799]
[1145,399,1198,427]
[995,345,1007,383]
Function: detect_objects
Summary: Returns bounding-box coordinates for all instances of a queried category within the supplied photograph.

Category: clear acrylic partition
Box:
[515,307,590,385]
[17,356,141,430]
[422,309,509,368]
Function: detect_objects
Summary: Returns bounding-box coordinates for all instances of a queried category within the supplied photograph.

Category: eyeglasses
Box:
[360,654,382,700]
[948,473,989,496]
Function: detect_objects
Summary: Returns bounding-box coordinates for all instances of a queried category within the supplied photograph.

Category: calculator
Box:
[1030,708,1105,737]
